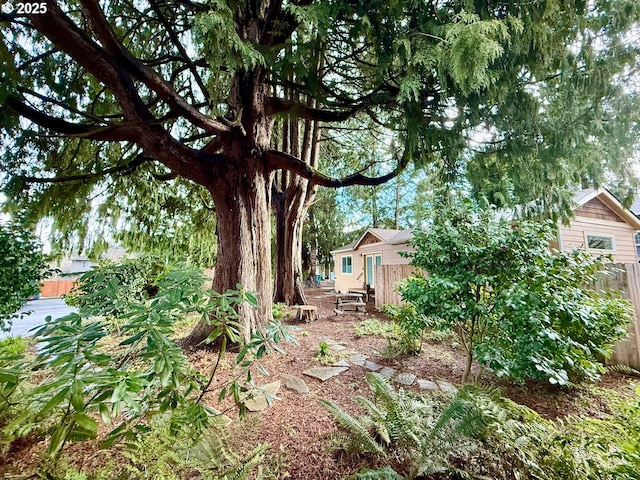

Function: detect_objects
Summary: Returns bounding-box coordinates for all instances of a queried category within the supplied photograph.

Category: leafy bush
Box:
[400,202,633,384]
[379,304,431,355]
[0,220,51,330]
[64,255,167,320]
[0,336,28,356]
[1,261,294,471]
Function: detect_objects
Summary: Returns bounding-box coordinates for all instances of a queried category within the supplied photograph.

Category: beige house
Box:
[332,188,640,297]
[554,188,640,263]
[331,228,412,293]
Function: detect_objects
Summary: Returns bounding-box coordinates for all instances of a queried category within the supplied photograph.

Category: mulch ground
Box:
[3,286,639,479]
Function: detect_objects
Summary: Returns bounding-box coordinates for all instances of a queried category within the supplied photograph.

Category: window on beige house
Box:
[341,255,353,274]
[586,234,615,251]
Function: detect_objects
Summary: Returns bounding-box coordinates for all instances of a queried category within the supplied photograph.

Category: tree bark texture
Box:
[13,2,407,348]
[271,96,320,305]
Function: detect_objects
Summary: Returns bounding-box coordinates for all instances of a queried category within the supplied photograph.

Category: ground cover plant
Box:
[399,201,634,384]
[3,287,639,479]
[323,373,640,479]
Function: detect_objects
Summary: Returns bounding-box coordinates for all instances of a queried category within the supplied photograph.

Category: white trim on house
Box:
[573,188,640,230]
[584,232,616,252]
[341,255,353,275]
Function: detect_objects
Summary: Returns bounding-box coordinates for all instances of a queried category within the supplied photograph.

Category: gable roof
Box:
[331,228,413,254]
[572,188,640,229]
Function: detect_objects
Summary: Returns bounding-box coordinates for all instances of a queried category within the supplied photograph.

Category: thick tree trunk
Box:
[184,161,273,345]
[271,97,320,305]
[273,194,307,305]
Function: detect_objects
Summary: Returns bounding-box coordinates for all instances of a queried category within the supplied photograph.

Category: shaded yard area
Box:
[4,286,639,479]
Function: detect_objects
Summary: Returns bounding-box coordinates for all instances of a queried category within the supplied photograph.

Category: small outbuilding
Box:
[331,228,412,293]
[554,188,640,263]
[332,188,640,301]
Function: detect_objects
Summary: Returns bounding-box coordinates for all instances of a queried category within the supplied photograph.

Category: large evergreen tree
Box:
[1,0,639,344]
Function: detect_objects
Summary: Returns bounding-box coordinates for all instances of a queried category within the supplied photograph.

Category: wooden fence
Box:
[592,263,640,370]
[375,265,417,308]
[374,262,640,370]
[40,280,77,298]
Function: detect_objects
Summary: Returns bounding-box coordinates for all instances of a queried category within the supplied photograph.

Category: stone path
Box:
[244,337,459,411]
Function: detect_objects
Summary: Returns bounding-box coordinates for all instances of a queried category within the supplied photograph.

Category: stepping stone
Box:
[333,360,350,368]
[379,367,396,379]
[393,373,416,386]
[209,409,233,427]
[280,374,310,394]
[436,380,458,394]
[417,379,438,390]
[244,381,281,412]
[330,344,347,352]
[365,360,383,372]
[348,353,367,366]
[303,366,349,382]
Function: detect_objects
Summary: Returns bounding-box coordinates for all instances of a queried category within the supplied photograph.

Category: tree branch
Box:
[18,154,151,184]
[6,96,142,142]
[264,149,409,188]
[30,1,229,135]
[266,97,357,122]
[148,0,210,104]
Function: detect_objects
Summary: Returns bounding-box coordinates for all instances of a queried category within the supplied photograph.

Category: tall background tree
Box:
[2,0,639,344]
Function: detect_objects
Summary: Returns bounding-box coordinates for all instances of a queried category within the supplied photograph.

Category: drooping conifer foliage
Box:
[1,0,639,342]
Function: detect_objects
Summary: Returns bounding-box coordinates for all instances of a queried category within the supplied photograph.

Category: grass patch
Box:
[0,336,29,356]
[355,318,402,339]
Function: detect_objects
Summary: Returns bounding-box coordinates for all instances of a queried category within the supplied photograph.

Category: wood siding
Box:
[359,232,381,246]
[40,280,76,297]
[574,197,625,222]
[559,216,638,263]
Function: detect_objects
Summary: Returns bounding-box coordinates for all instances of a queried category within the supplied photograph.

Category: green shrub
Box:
[272,302,289,319]
[355,318,402,339]
[0,220,51,330]
[63,255,167,319]
[314,341,336,365]
[400,202,633,384]
[0,336,28,356]
[0,262,294,470]
[378,305,426,355]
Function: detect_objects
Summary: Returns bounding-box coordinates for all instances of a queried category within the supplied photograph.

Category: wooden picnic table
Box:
[348,288,369,302]
[334,293,366,314]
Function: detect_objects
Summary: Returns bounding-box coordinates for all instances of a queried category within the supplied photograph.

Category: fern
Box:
[321,373,487,478]
[317,398,385,455]
[606,364,640,377]
[355,466,404,479]
[122,419,268,480]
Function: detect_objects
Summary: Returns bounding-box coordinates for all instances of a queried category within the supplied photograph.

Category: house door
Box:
[365,254,382,287]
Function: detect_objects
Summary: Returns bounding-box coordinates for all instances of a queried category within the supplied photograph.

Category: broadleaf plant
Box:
[10,260,294,470]
[399,200,633,385]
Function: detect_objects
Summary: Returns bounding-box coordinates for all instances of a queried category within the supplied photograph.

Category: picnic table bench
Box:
[334,293,366,314]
